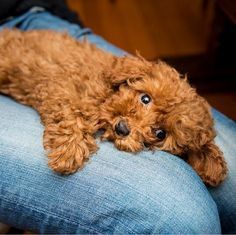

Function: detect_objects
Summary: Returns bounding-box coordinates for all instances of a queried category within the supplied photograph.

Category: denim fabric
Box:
[0,9,235,234]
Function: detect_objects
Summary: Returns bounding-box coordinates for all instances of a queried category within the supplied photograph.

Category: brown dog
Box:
[0,29,227,186]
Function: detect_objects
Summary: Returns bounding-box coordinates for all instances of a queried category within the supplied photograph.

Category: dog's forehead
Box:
[151,62,180,79]
[139,80,187,109]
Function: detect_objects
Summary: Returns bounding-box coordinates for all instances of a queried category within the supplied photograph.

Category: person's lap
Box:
[0,9,235,233]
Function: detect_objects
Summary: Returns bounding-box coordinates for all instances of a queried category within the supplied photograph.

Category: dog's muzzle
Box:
[115,120,130,137]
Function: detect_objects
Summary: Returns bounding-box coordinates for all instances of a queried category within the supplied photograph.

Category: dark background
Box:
[67,0,236,120]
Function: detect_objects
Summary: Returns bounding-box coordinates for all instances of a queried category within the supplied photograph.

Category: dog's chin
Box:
[100,128,143,153]
[114,138,144,153]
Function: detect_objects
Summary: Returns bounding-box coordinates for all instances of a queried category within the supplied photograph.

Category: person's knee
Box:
[77,168,221,233]
[99,184,221,234]
[86,149,221,234]
[152,194,221,233]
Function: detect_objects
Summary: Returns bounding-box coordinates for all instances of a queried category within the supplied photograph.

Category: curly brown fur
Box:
[0,29,227,186]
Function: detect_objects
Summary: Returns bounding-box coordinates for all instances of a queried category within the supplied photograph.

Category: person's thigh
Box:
[0,95,220,233]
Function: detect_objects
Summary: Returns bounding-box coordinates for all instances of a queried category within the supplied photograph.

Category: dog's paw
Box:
[43,124,97,174]
[48,149,84,174]
[47,139,97,174]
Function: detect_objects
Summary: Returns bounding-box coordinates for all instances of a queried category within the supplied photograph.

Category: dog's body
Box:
[0,29,227,186]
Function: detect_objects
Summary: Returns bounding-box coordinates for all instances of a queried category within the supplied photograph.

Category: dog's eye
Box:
[155,129,166,140]
[140,94,151,105]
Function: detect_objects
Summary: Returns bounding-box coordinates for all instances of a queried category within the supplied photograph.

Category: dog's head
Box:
[100,55,227,186]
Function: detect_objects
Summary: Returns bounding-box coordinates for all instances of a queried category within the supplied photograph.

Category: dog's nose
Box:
[115,121,130,136]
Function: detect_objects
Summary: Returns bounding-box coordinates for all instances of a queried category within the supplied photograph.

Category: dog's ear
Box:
[187,141,227,186]
[104,56,150,86]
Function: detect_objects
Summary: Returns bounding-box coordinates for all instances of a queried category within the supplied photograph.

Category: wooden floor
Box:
[67,0,236,120]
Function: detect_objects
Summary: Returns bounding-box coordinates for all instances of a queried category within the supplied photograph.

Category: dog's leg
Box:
[43,113,98,174]
[33,81,98,174]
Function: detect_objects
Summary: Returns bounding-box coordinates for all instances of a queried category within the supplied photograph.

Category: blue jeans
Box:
[0,9,235,234]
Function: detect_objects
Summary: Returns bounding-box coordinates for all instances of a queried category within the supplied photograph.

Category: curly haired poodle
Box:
[0,29,227,186]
